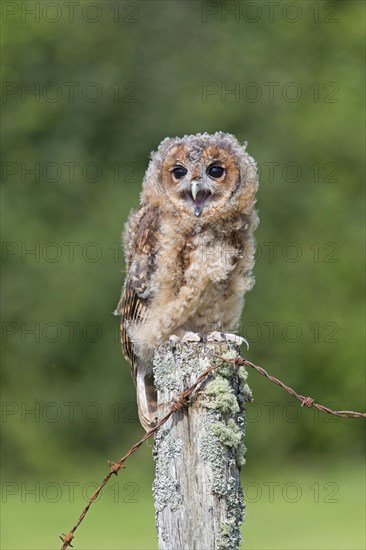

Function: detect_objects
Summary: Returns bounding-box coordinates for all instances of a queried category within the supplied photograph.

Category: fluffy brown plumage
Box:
[116,132,259,430]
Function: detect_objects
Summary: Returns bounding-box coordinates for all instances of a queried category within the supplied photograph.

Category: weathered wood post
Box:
[153,341,252,550]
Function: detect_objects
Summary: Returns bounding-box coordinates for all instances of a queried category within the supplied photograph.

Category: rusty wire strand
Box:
[222,355,366,419]
[60,353,365,548]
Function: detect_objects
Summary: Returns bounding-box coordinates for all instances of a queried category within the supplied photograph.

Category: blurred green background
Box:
[1,1,365,549]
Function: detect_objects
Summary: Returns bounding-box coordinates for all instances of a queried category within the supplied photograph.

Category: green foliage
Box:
[2,0,364,484]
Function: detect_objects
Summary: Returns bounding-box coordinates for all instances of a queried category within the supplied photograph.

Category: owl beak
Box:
[190,180,210,217]
[191,180,202,201]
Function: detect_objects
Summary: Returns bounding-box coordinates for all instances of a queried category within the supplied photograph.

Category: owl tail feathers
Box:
[136,369,157,431]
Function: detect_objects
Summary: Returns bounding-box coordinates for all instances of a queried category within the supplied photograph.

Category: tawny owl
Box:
[116,132,259,430]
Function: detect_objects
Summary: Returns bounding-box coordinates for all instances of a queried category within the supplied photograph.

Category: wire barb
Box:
[301,397,315,408]
[59,352,365,549]
[60,533,74,547]
[108,460,124,475]
[170,394,189,412]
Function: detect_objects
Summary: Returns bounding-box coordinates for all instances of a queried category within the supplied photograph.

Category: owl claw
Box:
[207,331,249,349]
[169,334,181,349]
[181,331,203,343]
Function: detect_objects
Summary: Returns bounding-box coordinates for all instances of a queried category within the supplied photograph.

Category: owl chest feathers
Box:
[151,214,248,301]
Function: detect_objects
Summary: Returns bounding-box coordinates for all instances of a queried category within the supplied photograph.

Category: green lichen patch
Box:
[238,365,248,383]
[221,350,238,362]
[241,382,253,403]
[237,366,253,403]
[199,346,252,488]
[203,378,239,414]
[235,442,247,468]
[218,517,243,550]
[215,350,238,378]
[211,418,242,448]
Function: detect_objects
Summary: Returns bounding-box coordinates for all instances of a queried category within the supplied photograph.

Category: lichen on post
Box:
[153,341,252,550]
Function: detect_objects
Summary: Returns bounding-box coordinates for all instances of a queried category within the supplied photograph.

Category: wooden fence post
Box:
[152,341,252,550]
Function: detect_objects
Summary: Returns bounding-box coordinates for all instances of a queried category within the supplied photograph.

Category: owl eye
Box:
[207,165,225,179]
[172,166,187,180]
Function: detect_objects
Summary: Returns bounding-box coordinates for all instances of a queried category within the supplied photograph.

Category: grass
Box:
[1,461,365,550]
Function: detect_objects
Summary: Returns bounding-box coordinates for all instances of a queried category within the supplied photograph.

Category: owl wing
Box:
[117,205,160,380]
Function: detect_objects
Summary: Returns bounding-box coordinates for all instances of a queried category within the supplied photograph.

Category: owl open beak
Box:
[190,180,211,216]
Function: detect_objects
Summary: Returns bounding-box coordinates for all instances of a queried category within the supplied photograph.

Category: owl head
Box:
[141,132,258,221]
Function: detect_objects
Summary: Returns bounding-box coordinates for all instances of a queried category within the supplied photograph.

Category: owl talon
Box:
[169,334,181,349]
[207,331,226,342]
[207,331,249,349]
[242,337,250,350]
[181,331,203,343]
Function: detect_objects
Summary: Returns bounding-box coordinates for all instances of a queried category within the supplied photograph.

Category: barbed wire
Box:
[60,352,365,549]
[214,354,366,419]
